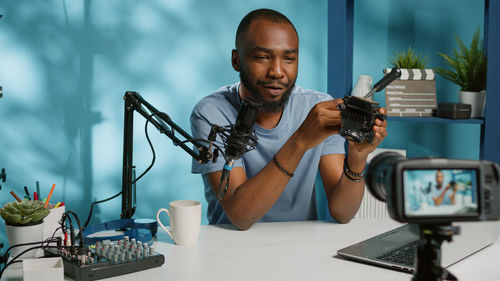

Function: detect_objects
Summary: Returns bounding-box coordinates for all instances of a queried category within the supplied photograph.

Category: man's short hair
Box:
[235,8,298,50]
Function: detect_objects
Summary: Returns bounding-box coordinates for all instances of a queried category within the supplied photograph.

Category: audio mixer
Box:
[44,237,165,281]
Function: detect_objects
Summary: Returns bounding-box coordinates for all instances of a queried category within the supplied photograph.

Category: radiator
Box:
[354,148,406,219]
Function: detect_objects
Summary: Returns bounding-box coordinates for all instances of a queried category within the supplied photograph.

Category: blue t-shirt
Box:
[190,83,345,224]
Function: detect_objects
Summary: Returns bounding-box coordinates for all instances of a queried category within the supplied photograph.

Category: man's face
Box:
[436,171,444,187]
[233,18,299,113]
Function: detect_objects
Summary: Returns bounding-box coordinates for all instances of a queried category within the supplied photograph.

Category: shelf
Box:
[328,0,499,162]
[387,117,484,124]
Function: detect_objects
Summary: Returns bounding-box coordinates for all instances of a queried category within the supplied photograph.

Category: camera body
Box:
[337,96,385,143]
[366,152,500,224]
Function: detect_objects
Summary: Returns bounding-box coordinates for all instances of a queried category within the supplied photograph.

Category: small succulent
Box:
[0,199,50,225]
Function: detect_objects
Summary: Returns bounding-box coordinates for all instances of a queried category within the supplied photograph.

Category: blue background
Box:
[0,0,484,247]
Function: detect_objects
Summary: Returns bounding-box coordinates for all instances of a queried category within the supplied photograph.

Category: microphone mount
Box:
[121,91,221,219]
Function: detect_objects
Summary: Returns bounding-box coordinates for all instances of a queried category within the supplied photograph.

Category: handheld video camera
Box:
[337,68,401,143]
[366,152,500,224]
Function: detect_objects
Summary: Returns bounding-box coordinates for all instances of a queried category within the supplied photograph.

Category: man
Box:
[431,170,457,206]
[191,9,387,230]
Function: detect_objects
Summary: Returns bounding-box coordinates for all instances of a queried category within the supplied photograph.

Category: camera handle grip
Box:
[363,68,401,99]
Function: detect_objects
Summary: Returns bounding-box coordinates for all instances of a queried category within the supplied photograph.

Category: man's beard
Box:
[239,68,295,113]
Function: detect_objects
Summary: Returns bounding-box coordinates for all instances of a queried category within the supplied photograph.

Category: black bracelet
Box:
[272,155,294,177]
[343,157,365,182]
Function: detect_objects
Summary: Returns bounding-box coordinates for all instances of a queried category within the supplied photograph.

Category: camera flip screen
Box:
[402,168,479,218]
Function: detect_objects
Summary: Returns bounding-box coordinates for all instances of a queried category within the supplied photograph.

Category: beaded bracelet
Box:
[343,157,365,182]
[272,155,294,177]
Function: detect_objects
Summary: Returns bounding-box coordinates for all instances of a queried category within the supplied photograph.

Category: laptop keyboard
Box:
[376,239,422,266]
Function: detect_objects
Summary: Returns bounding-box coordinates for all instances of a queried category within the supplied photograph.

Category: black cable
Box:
[0,244,59,279]
[132,113,156,184]
[1,237,59,275]
[66,211,84,245]
[82,113,157,230]
[1,236,59,266]
[61,212,75,247]
[82,191,122,230]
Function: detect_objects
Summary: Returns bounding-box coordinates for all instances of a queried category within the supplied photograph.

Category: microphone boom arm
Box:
[122,91,217,219]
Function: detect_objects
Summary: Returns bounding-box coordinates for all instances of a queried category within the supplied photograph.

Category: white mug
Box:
[156,200,201,245]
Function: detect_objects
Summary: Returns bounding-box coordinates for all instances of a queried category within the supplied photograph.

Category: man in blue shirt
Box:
[191,8,388,230]
[430,170,458,206]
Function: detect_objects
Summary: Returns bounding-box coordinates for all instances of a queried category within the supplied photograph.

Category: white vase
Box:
[5,220,45,259]
[458,90,486,118]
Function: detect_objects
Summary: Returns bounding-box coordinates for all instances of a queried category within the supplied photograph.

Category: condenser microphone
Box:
[218,98,261,199]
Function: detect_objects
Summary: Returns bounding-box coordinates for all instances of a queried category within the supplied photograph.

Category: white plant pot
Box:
[458,90,486,118]
[5,220,44,259]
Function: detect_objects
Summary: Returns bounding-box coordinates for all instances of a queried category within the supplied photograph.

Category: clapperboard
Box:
[384,68,437,117]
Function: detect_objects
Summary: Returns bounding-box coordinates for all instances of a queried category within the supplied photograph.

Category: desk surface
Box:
[3,218,499,281]
[119,218,499,281]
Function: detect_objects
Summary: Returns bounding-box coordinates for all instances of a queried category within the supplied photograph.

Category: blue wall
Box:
[0,0,485,247]
[0,0,327,247]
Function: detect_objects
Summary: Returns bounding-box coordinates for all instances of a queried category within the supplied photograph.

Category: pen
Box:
[34,192,38,201]
[24,186,31,200]
[54,202,61,208]
[10,191,22,202]
[44,184,56,208]
[60,202,65,207]
[36,181,41,200]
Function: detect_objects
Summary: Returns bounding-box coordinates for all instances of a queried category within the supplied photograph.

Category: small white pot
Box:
[5,220,44,259]
[458,90,486,118]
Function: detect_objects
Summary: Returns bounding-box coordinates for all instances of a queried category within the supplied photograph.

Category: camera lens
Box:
[366,151,406,202]
[339,129,364,143]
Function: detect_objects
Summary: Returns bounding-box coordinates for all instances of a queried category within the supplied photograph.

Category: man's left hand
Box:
[347,107,388,161]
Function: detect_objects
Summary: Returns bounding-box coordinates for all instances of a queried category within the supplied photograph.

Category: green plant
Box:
[389,46,429,69]
[435,27,487,92]
[0,199,50,225]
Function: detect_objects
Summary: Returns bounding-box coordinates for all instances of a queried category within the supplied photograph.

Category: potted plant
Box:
[0,199,50,259]
[390,46,429,69]
[436,27,487,118]
[384,47,436,117]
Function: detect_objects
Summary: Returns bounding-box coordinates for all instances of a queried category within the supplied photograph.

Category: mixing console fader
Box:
[44,237,165,281]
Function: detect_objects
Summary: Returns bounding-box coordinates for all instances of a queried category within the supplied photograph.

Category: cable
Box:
[0,244,60,279]
[82,191,122,230]
[66,211,84,245]
[132,114,156,184]
[62,212,75,246]
[0,237,60,278]
[82,113,157,230]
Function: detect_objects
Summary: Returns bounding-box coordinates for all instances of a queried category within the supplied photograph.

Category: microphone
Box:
[218,98,261,199]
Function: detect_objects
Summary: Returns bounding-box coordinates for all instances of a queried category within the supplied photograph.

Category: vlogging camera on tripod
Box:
[365,152,500,281]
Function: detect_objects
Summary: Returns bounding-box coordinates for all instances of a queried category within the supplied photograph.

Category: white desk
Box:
[3,218,499,281]
[116,218,499,281]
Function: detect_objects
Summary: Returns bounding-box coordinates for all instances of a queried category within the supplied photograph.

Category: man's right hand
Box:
[292,99,343,151]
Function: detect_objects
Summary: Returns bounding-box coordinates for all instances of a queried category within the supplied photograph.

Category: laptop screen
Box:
[402,168,479,218]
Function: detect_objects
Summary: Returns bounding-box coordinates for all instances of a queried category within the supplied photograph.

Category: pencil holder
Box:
[43,206,66,241]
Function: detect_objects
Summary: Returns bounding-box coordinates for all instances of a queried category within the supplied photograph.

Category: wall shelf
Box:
[387,117,484,125]
[328,0,499,163]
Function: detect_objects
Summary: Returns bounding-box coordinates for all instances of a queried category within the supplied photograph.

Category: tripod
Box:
[412,224,460,281]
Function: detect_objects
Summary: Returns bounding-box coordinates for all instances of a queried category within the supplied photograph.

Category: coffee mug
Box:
[156,200,201,245]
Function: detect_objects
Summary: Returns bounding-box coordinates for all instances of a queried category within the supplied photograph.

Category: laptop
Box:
[337,220,500,273]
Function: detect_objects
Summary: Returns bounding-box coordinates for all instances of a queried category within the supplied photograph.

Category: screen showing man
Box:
[403,169,479,217]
